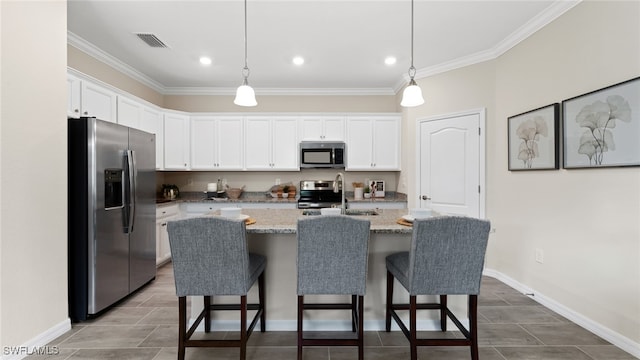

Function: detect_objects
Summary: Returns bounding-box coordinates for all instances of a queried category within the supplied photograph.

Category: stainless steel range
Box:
[297,180,345,209]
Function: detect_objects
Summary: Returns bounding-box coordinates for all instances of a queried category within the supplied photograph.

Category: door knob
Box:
[421,195,431,200]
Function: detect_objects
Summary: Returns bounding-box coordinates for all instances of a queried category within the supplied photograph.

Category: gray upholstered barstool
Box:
[167,217,266,360]
[296,216,371,360]
[385,216,490,360]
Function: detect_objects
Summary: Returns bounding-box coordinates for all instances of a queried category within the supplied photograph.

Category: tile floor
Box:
[31,263,636,360]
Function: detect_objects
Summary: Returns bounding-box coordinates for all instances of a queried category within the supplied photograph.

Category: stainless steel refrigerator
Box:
[68,117,156,321]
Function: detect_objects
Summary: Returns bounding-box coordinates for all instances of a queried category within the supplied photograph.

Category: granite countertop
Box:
[203,208,415,235]
[164,191,408,204]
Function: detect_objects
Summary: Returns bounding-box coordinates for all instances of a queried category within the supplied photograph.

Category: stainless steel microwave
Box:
[300,141,345,168]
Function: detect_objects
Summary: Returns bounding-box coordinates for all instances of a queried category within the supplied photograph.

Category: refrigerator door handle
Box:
[125,149,137,233]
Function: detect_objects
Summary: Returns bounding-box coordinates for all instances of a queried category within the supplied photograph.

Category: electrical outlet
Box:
[275,178,281,185]
[535,248,544,264]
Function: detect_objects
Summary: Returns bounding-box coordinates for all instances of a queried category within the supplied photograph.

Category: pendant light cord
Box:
[408,0,416,79]
[242,0,250,78]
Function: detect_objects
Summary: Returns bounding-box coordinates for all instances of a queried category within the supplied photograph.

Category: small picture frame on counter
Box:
[371,180,385,197]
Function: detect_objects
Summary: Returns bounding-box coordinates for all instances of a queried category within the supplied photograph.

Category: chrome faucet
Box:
[334,172,346,214]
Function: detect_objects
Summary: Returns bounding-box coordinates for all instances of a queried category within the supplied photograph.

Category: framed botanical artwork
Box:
[508,103,560,170]
[563,77,640,169]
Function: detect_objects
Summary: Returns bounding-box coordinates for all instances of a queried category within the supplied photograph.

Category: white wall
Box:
[406,0,640,347]
[0,0,69,351]
[491,0,640,345]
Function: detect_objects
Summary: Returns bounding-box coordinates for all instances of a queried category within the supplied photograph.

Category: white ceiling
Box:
[67,0,579,95]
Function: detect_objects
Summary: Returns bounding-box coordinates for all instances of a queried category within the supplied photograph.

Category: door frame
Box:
[415,108,487,219]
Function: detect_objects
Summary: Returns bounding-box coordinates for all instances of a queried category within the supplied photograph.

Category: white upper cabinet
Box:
[245,116,299,171]
[299,116,345,141]
[139,107,164,169]
[190,116,243,170]
[346,115,401,171]
[67,74,82,118]
[163,112,190,170]
[117,96,143,128]
[80,81,117,123]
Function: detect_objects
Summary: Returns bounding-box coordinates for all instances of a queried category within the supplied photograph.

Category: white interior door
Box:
[417,110,485,218]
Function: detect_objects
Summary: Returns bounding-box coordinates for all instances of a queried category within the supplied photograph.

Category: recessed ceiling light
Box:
[199,56,212,66]
[384,56,397,66]
[292,56,305,66]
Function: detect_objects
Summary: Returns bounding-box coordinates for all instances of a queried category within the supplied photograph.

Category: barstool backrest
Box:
[297,216,371,295]
[409,216,490,295]
[168,217,249,296]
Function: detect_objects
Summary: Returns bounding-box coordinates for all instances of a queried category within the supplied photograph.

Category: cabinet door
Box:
[323,116,346,141]
[346,117,374,170]
[244,117,272,170]
[190,117,217,170]
[163,113,190,169]
[67,74,81,118]
[299,116,323,141]
[140,107,164,169]
[117,96,142,129]
[272,118,299,170]
[372,117,401,170]
[216,117,244,170]
[81,81,117,122]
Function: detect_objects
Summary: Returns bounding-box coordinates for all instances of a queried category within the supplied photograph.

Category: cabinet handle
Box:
[74,109,79,113]
[161,222,167,227]
[83,111,88,115]
[421,195,431,200]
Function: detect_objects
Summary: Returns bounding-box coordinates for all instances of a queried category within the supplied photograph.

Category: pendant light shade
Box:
[235,0,257,107]
[400,0,424,108]
[234,74,257,107]
[400,78,424,107]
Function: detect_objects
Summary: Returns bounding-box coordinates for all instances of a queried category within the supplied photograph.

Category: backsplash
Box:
[157,170,399,194]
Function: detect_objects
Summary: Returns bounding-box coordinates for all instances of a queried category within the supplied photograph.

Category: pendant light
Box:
[400,0,424,107]
[234,0,257,107]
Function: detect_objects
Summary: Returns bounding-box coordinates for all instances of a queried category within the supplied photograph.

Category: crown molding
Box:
[165,86,396,96]
[395,0,582,93]
[68,31,167,93]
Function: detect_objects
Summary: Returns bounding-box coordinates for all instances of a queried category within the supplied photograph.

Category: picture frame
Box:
[562,76,640,169]
[370,180,385,197]
[508,103,560,171]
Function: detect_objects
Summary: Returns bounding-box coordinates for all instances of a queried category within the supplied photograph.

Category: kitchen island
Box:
[185,208,466,332]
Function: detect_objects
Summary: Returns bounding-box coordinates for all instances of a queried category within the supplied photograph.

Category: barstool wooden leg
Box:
[259,272,266,332]
[358,295,364,360]
[178,296,186,360]
[385,270,394,332]
[351,294,357,332]
[204,296,211,333]
[470,295,479,360]
[440,294,447,331]
[297,295,304,360]
[410,295,417,360]
[240,295,247,360]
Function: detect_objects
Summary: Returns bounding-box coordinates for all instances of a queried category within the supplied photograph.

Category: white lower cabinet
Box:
[156,204,180,266]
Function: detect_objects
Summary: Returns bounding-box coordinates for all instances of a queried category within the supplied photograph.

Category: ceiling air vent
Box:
[135,33,168,48]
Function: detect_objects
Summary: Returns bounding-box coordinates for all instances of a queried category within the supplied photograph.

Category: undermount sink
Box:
[302,209,379,216]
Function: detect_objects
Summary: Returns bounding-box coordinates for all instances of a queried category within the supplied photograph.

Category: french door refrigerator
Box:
[68,117,156,321]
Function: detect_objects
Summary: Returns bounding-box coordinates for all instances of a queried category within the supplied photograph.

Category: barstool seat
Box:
[167,216,266,360]
[296,215,371,360]
[386,216,491,360]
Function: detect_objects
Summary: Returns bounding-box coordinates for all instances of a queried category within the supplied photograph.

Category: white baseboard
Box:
[1,318,71,360]
[483,268,640,359]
